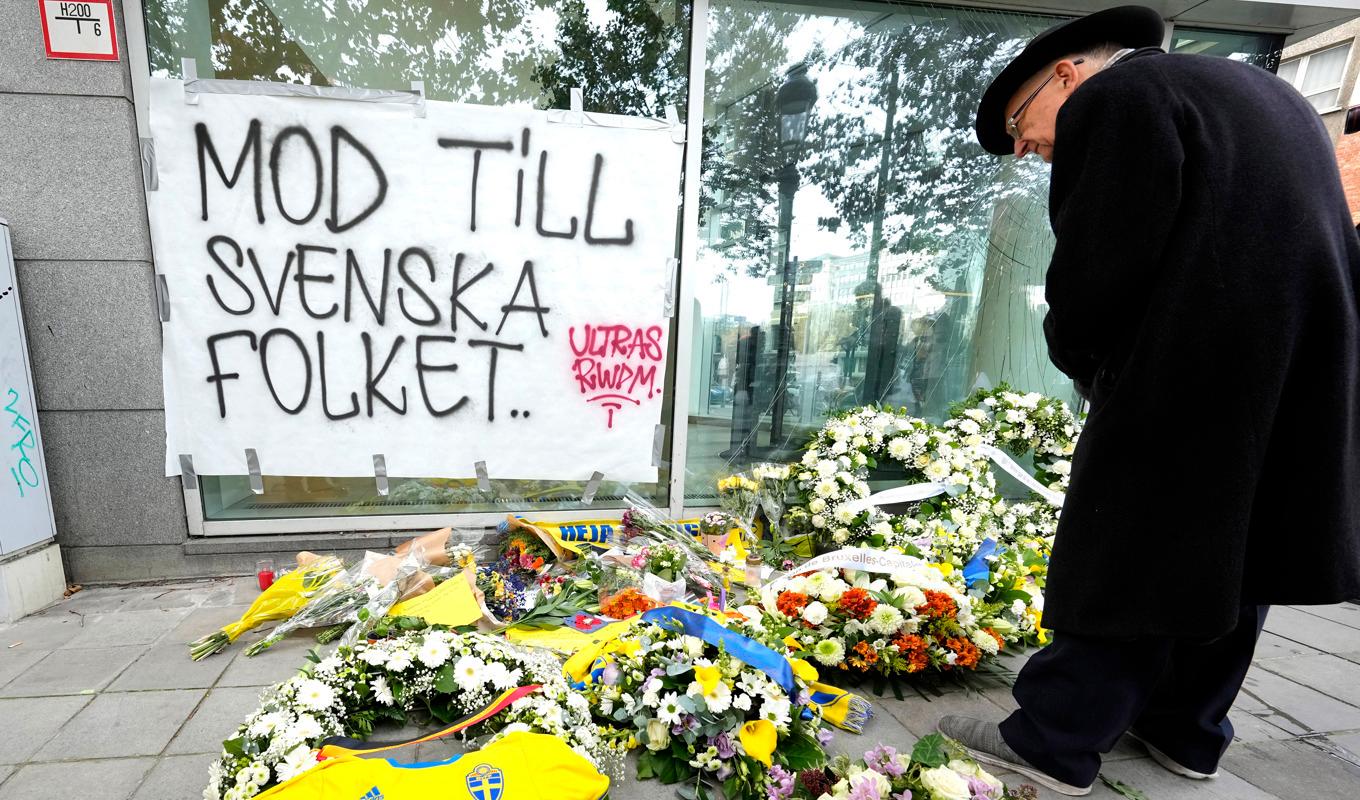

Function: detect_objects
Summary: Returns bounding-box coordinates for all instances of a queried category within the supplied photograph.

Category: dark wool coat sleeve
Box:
[1039,50,1360,639]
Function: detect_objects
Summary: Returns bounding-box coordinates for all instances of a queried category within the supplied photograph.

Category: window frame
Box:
[1280,40,1353,113]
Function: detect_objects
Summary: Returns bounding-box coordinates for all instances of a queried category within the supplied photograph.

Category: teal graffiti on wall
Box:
[5,388,40,497]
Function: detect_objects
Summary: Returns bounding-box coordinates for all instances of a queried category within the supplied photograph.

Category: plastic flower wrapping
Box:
[244,551,425,656]
[579,617,827,799]
[777,735,1036,800]
[205,631,621,800]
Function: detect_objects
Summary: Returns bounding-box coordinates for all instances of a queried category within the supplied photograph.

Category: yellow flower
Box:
[1027,608,1049,645]
[790,658,819,684]
[739,719,777,767]
[694,664,722,696]
[929,562,954,577]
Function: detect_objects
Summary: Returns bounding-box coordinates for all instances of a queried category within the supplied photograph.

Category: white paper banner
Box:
[769,547,927,591]
[146,78,683,481]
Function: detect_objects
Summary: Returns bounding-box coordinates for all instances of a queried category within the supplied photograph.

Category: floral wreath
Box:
[205,630,620,800]
[794,407,997,558]
[581,617,826,799]
[944,384,1083,494]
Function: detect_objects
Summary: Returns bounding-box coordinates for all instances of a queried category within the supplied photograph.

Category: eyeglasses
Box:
[1006,58,1085,140]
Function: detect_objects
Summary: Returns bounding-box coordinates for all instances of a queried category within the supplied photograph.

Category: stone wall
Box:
[0,0,187,582]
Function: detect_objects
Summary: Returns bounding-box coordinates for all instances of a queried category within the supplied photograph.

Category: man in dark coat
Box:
[939,5,1360,796]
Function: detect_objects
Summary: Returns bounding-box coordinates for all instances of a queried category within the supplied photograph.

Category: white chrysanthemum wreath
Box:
[204,630,621,800]
[945,385,1083,494]
[794,407,997,556]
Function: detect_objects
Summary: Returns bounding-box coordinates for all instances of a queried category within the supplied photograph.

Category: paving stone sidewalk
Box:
[1,579,1357,799]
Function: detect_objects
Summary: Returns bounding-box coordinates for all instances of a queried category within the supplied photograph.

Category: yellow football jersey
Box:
[258,730,607,800]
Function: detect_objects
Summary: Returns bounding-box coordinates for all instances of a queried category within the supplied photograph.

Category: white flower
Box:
[372,675,394,705]
[812,638,845,666]
[385,649,413,672]
[816,459,838,477]
[887,438,912,459]
[834,506,856,524]
[811,514,827,529]
[808,498,826,514]
[683,636,705,659]
[273,744,318,783]
[832,528,850,544]
[483,661,514,690]
[814,479,838,498]
[732,692,752,711]
[291,713,322,741]
[295,679,335,712]
[758,695,792,727]
[868,604,904,636]
[359,648,388,666]
[645,718,671,751]
[948,759,1003,794]
[453,655,486,690]
[920,766,973,800]
[802,601,829,625]
[971,629,1000,656]
[658,692,684,725]
[418,638,452,669]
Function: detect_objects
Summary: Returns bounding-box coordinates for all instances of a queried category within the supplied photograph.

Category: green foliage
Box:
[910,733,950,768]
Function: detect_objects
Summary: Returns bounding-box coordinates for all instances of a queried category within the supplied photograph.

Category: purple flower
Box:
[767,765,796,800]
[865,743,904,778]
[893,792,913,800]
[651,667,665,677]
[847,775,882,800]
[712,733,736,760]
[968,777,999,799]
[816,728,835,747]
[716,764,733,781]
[600,665,620,685]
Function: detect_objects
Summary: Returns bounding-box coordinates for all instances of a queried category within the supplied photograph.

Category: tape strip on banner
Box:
[840,481,948,515]
[581,471,604,505]
[178,454,197,491]
[651,424,667,468]
[245,448,264,494]
[155,274,171,321]
[373,454,389,496]
[981,445,1065,507]
[767,548,928,593]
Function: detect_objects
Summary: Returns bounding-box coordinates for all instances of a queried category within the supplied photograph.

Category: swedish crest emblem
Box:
[465,763,505,800]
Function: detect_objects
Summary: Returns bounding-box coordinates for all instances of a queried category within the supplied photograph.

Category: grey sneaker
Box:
[937,715,1093,797]
[1126,730,1219,779]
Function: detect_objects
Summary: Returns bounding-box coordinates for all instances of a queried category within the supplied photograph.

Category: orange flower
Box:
[837,588,878,620]
[944,636,980,669]
[776,591,809,618]
[915,589,958,620]
[600,588,658,618]
[892,633,929,673]
[848,641,879,670]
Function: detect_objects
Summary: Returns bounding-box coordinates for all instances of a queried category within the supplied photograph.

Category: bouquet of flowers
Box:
[752,462,794,540]
[206,630,621,800]
[244,552,421,656]
[718,472,761,543]
[188,554,344,660]
[777,735,1033,800]
[637,542,688,602]
[581,616,826,799]
[394,527,479,570]
[745,561,1011,679]
[618,494,727,599]
[699,511,735,556]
